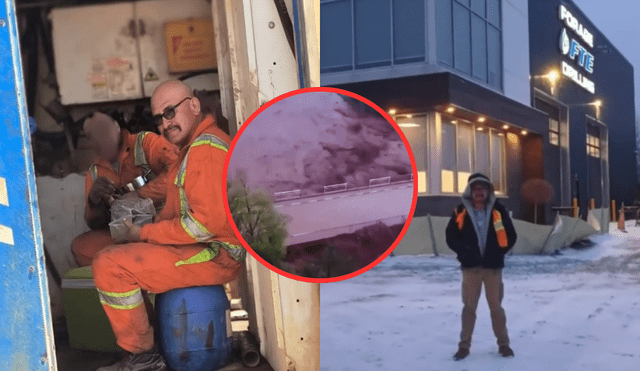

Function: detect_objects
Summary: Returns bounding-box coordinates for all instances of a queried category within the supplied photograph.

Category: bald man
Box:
[70,112,178,267]
[92,80,245,371]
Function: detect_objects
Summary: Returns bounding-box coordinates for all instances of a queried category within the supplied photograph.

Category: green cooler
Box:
[62,266,121,352]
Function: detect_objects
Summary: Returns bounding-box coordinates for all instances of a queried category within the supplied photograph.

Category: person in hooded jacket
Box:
[445,173,517,360]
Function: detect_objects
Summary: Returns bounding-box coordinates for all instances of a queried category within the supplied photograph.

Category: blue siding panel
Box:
[453,1,471,74]
[0,0,56,369]
[320,0,353,73]
[393,0,426,64]
[354,0,392,68]
[436,0,454,67]
[487,24,501,89]
[471,14,487,82]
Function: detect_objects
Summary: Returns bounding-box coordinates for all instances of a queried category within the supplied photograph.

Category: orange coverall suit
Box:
[70,130,178,266]
[92,116,245,353]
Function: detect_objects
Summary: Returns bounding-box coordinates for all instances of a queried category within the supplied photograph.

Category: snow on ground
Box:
[320,223,640,370]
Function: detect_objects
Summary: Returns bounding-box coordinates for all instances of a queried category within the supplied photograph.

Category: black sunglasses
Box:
[153,97,192,126]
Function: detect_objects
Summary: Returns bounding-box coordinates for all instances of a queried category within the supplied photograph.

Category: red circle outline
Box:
[222,86,418,283]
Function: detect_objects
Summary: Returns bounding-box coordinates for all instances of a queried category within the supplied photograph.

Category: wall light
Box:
[406,114,412,118]
[477,127,484,131]
[478,117,486,123]
[502,124,509,130]
[521,130,528,135]
[531,69,561,95]
[571,99,603,120]
[398,123,420,128]
[446,106,455,113]
[388,109,397,115]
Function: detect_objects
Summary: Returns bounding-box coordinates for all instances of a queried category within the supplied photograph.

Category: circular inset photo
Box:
[223,87,417,283]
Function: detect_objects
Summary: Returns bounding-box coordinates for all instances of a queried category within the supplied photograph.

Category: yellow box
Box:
[165,18,217,73]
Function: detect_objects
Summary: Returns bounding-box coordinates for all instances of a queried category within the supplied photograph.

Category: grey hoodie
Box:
[460,177,497,257]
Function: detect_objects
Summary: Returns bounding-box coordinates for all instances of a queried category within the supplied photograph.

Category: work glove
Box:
[88,176,116,205]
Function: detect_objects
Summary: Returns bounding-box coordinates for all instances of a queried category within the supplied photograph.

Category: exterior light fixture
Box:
[531,69,561,95]
[502,124,509,130]
[521,130,528,135]
[388,109,397,115]
[406,114,412,118]
[477,127,484,131]
[478,117,486,123]
[398,123,420,128]
[446,106,455,113]
[498,133,505,136]
[572,99,603,120]
[451,120,458,124]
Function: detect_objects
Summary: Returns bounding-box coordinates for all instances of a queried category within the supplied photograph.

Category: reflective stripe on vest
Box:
[173,133,246,262]
[492,209,508,248]
[455,207,509,249]
[134,132,153,175]
[174,133,229,187]
[97,287,144,310]
[89,164,99,182]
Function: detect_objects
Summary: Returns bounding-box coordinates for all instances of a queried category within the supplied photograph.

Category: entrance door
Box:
[534,92,570,208]
[586,118,609,211]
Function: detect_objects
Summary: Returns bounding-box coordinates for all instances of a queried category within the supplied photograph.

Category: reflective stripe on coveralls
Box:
[134,132,153,176]
[89,164,99,182]
[174,133,246,265]
[97,287,144,310]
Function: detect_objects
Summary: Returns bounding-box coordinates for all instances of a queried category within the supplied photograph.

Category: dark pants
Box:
[459,266,509,349]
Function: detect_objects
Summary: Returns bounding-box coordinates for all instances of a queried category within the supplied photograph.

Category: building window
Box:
[397,115,428,193]
[549,118,559,146]
[320,0,426,73]
[441,114,506,194]
[587,133,600,158]
[438,0,502,90]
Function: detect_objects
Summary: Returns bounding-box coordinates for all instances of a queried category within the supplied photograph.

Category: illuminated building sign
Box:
[558,5,595,94]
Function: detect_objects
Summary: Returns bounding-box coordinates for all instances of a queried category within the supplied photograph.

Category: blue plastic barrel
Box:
[156,285,233,371]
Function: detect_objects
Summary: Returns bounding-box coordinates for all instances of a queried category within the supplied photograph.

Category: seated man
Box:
[70,112,178,267]
[94,80,245,371]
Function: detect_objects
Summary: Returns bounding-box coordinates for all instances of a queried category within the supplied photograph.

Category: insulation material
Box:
[393,214,598,256]
[392,216,433,256]
[36,174,91,321]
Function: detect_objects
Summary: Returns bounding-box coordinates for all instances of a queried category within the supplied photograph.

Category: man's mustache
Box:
[163,125,180,137]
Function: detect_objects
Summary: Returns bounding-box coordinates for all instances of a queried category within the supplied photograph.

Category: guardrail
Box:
[272,173,413,202]
[273,189,301,201]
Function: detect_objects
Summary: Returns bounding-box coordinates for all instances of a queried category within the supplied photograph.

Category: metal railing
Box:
[272,173,414,202]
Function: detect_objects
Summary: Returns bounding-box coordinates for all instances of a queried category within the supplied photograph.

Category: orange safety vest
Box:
[455,207,509,249]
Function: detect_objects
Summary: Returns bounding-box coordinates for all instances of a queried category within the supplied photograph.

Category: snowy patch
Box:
[321,223,640,370]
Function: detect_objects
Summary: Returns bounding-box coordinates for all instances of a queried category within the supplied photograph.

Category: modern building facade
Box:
[529,0,636,218]
[320,0,636,224]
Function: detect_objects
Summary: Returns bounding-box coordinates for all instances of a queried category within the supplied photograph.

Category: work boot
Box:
[499,345,514,358]
[96,344,167,371]
[453,347,470,360]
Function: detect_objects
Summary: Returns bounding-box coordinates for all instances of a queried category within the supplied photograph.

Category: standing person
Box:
[445,173,517,360]
[94,80,245,371]
[70,112,178,267]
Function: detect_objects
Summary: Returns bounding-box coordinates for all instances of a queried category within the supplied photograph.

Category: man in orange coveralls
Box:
[94,80,245,371]
[70,112,178,267]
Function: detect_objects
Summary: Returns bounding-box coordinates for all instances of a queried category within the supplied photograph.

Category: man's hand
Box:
[88,177,116,205]
[118,190,140,201]
[122,218,142,242]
